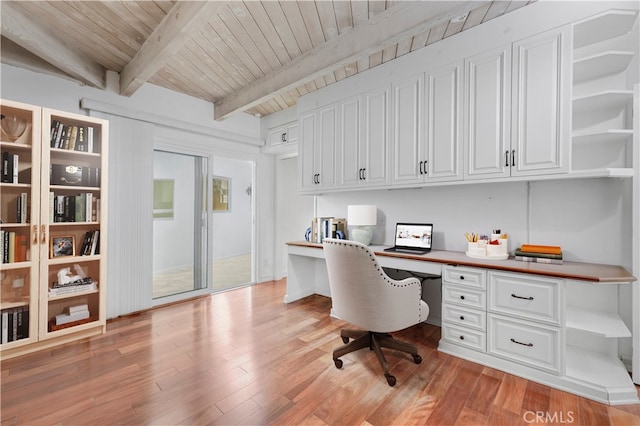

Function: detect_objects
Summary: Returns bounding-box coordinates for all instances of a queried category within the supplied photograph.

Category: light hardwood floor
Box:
[2,279,639,425]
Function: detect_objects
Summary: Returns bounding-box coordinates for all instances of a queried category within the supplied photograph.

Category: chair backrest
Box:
[322,238,429,333]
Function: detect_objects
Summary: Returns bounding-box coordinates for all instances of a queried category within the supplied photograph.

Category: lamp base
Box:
[350,226,373,245]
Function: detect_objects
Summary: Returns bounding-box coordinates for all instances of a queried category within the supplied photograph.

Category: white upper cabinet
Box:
[361,87,390,187]
[510,27,571,177]
[299,104,337,192]
[392,61,462,186]
[465,46,512,180]
[392,73,424,185]
[337,96,361,188]
[425,61,463,182]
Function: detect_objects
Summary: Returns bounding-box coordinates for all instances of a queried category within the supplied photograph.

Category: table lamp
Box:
[347,204,377,245]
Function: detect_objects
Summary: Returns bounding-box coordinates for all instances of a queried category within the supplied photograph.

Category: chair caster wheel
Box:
[342,337,349,344]
[413,354,422,364]
[385,374,396,386]
[334,358,343,369]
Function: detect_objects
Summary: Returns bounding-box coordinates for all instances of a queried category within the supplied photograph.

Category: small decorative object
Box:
[347,204,377,245]
[51,236,75,257]
[0,114,27,142]
[305,226,312,242]
[464,231,508,260]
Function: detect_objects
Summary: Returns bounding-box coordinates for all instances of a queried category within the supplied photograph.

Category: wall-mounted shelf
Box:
[573,51,634,83]
[573,9,638,49]
[573,90,633,115]
[572,129,633,145]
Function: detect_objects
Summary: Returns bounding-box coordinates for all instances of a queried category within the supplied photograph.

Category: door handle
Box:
[511,150,516,167]
[41,224,46,244]
[32,225,38,245]
[505,150,510,167]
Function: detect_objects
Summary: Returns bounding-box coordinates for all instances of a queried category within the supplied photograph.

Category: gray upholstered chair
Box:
[322,238,429,386]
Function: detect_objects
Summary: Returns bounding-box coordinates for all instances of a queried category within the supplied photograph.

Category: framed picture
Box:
[51,236,75,258]
[213,176,230,212]
[153,179,175,219]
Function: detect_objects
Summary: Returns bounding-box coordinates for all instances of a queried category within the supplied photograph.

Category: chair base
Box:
[332,329,422,386]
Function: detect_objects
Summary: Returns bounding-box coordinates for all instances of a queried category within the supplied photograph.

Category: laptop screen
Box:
[394,223,433,250]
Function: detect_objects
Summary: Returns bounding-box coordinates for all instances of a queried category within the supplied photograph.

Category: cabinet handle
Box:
[505,150,510,167]
[459,335,465,340]
[361,168,366,180]
[460,295,465,300]
[511,293,534,301]
[359,168,363,180]
[315,174,320,184]
[41,224,46,244]
[511,150,516,167]
[423,160,427,174]
[32,225,38,245]
[459,275,464,280]
[282,132,287,143]
[419,161,423,175]
[510,338,533,347]
[460,316,465,321]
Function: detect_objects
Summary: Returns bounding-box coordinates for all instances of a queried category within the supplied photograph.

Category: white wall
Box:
[212,157,253,259]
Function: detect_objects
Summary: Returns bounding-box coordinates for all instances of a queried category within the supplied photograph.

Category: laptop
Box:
[384,223,433,255]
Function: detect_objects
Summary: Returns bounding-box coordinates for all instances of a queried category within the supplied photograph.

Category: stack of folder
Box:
[514,244,563,265]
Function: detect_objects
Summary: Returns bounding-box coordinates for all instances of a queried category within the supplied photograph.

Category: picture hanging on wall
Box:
[153,179,174,219]
[213,176,230,212]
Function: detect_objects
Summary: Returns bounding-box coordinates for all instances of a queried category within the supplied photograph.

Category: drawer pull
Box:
[510,338,533,347]
[511,293,534,301]
[460,275,465,280]
[459,335,465,340]
[460,295,465,300]
[460,316,465,320]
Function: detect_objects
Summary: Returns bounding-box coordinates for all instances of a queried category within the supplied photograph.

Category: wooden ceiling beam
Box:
[214,1,485,120]
[0,1,106,88]
[120,1,226,97]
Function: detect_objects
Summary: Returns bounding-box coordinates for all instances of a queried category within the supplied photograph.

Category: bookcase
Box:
[0,99,108,359]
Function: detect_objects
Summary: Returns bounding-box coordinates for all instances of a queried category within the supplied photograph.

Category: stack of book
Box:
[54,304,90,326]
[48,277,97,297]
[515,244,563,264]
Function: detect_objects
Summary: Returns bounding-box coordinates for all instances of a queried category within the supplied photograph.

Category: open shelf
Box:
[572,129,633,145]
[567,168,634,179]
[565,306,631,338]
[572,90,633,115]
[573,10,638,49]
[573,51,634,83]
[565,345,635,391]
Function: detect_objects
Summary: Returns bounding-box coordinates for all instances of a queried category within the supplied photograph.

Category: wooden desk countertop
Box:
[286,241,637,284]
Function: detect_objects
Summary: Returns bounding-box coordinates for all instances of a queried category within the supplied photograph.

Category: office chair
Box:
[322,238,429,386]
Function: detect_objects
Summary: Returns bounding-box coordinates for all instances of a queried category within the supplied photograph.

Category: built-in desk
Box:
[286,241,638,405]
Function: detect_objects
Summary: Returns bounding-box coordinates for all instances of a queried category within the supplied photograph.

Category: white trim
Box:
[80,98,263,147]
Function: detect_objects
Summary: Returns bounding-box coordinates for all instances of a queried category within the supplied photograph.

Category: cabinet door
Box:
[267,127,285,147]
[425,62,463,182]
[286,122,299,143]
[511,27,570,176]
[362,87,390,186]
[392,74,424,185]
[298,112,316,191]
[317,104,337,189]
[336,96,361,188]
[465,46,511,180]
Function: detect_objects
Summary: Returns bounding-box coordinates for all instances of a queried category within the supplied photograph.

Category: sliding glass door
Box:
[152,150,207,299]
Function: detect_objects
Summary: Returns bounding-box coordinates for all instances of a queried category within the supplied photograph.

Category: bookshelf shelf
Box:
[0,99,108,359]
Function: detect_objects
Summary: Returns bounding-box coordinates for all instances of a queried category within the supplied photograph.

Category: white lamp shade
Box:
[347,205,377,226]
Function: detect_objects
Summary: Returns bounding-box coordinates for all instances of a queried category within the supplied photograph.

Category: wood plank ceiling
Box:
[1,1,534,120]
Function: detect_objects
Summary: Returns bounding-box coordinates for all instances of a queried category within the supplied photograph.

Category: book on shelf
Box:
[1,151,18,183]
[514,248,563,260]
[0,231,27,263]
[80,230,100,255]
[514,255,563,265]
[0,306,29,344]
[49,280,97,297]
[17,192,28,223]
[50,193,97,223]
[68,304,89,314]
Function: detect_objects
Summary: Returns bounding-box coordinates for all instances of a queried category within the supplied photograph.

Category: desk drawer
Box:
[488,314,562,374]
[443,265,486,289]
[488,271,561,325]
[442,303,486,331]
[443,284,486,310]
[442,322,486,352]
